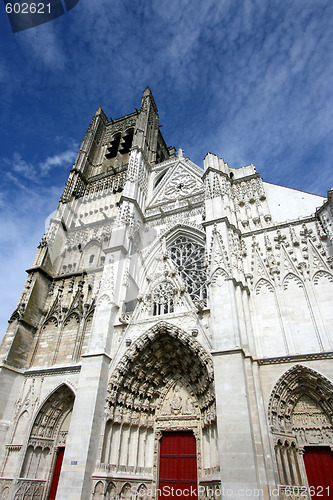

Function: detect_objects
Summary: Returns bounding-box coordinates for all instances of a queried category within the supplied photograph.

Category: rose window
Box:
[169,236,207,303]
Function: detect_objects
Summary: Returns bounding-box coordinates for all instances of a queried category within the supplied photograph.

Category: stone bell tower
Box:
[0,87,175,500]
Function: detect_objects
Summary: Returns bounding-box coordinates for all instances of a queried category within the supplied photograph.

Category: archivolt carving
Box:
[269,366,333,490]
[101,323,217,489]
[268,365,333,435]
[63,312,80,327]
[107,322,215,424]
[30,385,74,439]
[19,384,75,486]
[42,316,58,330]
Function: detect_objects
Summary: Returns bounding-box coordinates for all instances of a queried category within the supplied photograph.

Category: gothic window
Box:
[169,237,207,303]
[152,281,175,315]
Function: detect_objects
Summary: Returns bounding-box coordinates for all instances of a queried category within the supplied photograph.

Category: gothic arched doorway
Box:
[268,365,333,498]
[95,322,220,497]
[15,384,75,500]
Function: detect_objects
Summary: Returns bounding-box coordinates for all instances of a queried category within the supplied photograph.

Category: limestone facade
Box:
[0,88,332,500]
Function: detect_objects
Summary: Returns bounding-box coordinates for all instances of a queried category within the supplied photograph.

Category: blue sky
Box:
[0,0,332,340]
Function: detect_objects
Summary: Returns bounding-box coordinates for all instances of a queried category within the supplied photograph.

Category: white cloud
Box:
[3,145,78,183]
[39,149,77,174]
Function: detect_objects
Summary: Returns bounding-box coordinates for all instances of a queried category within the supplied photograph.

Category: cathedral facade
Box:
[0,88,332,500]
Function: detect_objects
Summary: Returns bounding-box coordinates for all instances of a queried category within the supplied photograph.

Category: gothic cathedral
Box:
[0,88,332,500]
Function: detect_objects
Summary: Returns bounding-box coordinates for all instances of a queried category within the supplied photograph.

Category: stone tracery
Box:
[152,280,175,315]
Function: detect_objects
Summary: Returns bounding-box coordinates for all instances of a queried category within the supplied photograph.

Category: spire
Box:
[94,105,108,123]
[141,86,158,114]
[143,86,152,96]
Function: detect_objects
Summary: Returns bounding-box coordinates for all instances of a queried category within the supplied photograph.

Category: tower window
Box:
[119,129,134,155]
[89,255,94,264]
[105,134,121,159]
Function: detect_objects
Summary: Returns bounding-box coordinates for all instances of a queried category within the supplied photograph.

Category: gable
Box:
[148,159,204,208]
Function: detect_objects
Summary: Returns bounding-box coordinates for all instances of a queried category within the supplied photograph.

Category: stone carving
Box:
[105,321,215,424]
[1,485,10,500]
[159,383,197,417]
[292,395,333,445]
[268,365,333,434]
[127,155,138,182]
[97,257,114,299]
[283,273,304,290]
[136,484,148,499]
[151,163,204,206]
[269,365,333,491]
[85,171,127,196]
[13,480,45,500]
[152,280,176,315]
[255,278,274,295]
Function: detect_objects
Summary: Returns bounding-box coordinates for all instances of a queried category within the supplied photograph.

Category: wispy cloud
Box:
[39,149,77,174]
[3,146,78,183]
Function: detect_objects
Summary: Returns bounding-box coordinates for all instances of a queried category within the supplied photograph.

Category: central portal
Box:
[158,431,197,499]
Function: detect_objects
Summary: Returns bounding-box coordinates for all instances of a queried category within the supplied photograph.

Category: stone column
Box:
[55,352,111,500]
[212,349,261,499]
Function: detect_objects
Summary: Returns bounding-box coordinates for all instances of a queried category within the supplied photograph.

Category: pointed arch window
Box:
[152,281,175,315]
[169,236,207,304]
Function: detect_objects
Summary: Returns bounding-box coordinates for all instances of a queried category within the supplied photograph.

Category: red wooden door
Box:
[303,446,333,499]
[48,447,65,500]
[159,431,197,499]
